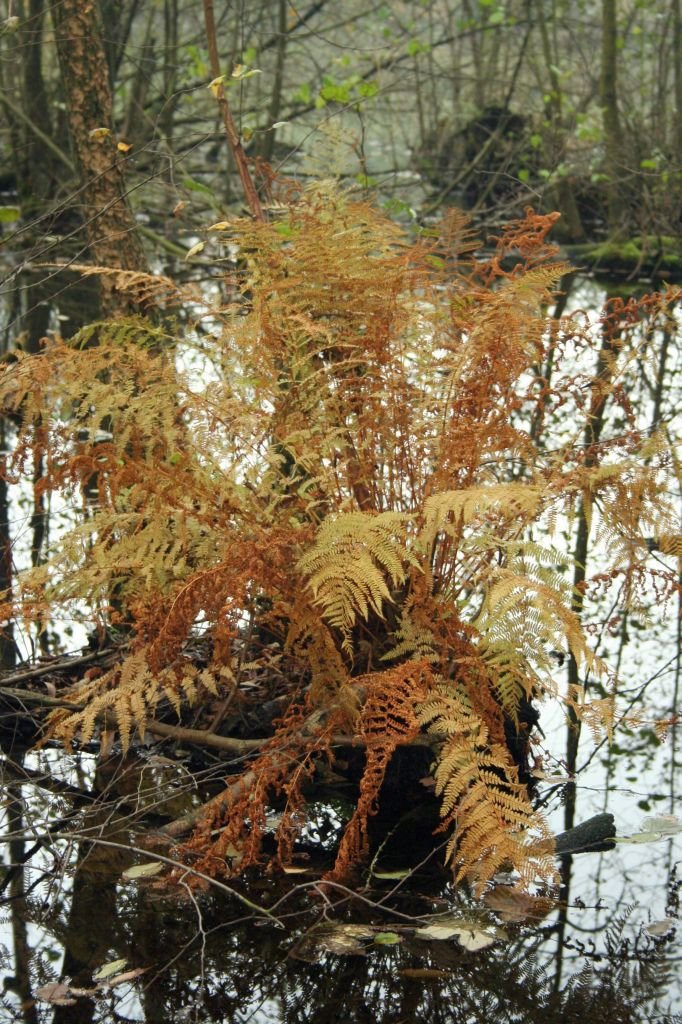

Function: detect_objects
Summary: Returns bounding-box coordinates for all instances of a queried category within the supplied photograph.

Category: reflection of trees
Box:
[4,753,39,1024]
[3,845,679,1024]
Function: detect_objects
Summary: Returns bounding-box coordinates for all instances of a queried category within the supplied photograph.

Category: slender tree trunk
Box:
[161,0,180,149]
[673,0,682,167]
[0,432,17,670]
[259,0,287,164]
[202,0,264,220]
[51,0,148,313]
[601,0,627,238]
[534,0,585,240]
[564,304,622,832]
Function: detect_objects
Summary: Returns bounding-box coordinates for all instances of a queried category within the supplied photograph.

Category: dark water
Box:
[1,744,681,1024]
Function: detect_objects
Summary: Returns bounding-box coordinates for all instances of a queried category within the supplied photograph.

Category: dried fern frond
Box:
[45,648,232,754]
[297,511,414,649]
[418,685,556,892]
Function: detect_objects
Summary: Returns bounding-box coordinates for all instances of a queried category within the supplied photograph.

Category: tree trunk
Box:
[601,0,627,238]
[673,0,682,167]
[51,0,148,313]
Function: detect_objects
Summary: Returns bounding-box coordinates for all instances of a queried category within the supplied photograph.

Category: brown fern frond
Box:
[329,659,434,879]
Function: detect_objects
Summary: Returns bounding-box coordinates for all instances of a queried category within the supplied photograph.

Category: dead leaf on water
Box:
[122,861,163,879]
[414,915,505,950]
[36,982,86,1006]
[484,886,554,924]
[645,918,675,937]
[93,958,127,981]
[399,968,450,980]
[289,922,375,962]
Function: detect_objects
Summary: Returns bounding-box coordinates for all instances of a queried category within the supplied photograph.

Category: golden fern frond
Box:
[46,265,191,311]
[418,685,555,891]
[481,639,539,720]
[420,485,543,552]
[297,511,412,649]
[45,649,231,754]
[475,569,604,677]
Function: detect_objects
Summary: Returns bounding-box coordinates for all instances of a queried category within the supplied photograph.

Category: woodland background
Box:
[0,5,681,1017]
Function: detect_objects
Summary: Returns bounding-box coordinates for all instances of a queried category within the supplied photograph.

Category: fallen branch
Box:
[0,648,118,688]
[145,720,263,754]
[160,770,258,838]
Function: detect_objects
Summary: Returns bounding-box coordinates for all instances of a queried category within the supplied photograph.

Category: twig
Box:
[160,769,257,838]
[202,0,265,221]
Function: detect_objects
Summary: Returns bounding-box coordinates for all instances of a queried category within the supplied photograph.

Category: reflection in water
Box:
[1,767,680,1024]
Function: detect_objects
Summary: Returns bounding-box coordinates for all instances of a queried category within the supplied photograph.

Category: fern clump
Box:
[1,182,679,893]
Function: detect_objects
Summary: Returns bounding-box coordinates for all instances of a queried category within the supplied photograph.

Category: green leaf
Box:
[182,175,214,196]
[232,66,262,81]
[0,206,20,223]
[407,38,429,57]
[294,83,311,104]
[357,81,379,99]
[488,8,504,24]
[374,931,402,945]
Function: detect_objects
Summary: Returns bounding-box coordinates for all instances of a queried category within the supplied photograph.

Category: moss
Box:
[565,236,682,281]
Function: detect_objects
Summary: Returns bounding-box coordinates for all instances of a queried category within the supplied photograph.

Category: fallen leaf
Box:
[122,862,163,879]
[399,968,449,979]
[645,918,675,937]
[641,815,682,835]
[36,982,78,1006]
[93,958,127,981]
[484,886,554,924]
[414,915,505,950]
[614,832,663,844]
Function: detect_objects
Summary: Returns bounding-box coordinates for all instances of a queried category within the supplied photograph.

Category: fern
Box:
[418,685,556,892]
[1,183,680,894]
[297,511,413,650]
[45,648,232,754]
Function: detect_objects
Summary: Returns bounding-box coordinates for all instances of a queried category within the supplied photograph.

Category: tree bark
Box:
[601,0,627,238]
[51,0,148,313]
